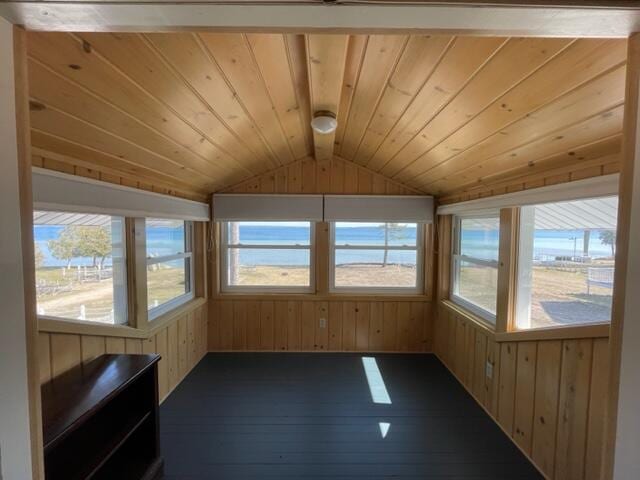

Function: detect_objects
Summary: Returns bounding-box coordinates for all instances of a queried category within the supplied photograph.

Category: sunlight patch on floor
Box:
[362,356,391,404]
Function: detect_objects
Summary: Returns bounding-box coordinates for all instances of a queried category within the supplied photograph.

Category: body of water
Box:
[34,225,616,269]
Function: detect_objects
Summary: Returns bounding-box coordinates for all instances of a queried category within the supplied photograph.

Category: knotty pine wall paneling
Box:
[209,156,433,353]
[434,303,609,480]
[38,302,208,403]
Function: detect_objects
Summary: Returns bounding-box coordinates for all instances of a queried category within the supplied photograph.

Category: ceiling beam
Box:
[2,3,639,37]
[305,34,348,161]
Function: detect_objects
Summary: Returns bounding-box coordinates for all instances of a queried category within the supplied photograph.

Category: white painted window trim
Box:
[147,220,195,321]
[437,174,619,216]
[33,210,129,326]
[328,222,425,295]
[450,212,500,326]
[219,221,315,294]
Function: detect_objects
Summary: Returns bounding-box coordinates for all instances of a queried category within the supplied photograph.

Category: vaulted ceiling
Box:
[27,32,626,200]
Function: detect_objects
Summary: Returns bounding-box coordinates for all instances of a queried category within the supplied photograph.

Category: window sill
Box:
[214,292,432,302]
[495,323,610,342]
[440,300,610,342]
[441,300,496,337]
[38,297,207,339]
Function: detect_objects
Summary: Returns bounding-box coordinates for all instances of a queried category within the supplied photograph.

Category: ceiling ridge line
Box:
[27,54,242,182]
[243,33,300,165]
[66,32,248,178]
[387,36,580,179]
[139,33,263,176]
[283,34,313,158]
[31,129,215,194]
[443,133,623,196]
[374,35,511,175]
[410,60,627,187]
[30,98,228,188]
[359,34,456,170]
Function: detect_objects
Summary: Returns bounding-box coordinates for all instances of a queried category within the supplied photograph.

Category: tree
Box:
[75,226,111,267]
[48,225,111,268]
[379,223,408,267]
[48,227,79,269]
[34,244,45,269]
[599,230,616,257]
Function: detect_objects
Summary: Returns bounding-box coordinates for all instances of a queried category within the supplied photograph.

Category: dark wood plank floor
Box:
[159,353,542,480]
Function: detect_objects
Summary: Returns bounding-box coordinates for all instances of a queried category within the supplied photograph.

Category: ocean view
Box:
[34,224,616,269]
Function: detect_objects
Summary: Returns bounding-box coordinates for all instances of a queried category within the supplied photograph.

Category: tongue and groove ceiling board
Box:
[26,32,626,198]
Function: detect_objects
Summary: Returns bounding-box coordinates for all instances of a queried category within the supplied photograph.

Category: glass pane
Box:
[33,211,127,324]
[334,249,418,289]
[455,260,498,318]
[459,217,500,261]
[227,248,310,287]
[147,258,189,310]
[228,222,311,246]
[146,218,186,256]
[516,196,618,330]
[334,222,418,247]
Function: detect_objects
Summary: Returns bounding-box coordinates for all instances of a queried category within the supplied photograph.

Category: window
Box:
[330,222,423,293]
[146,218,194,319]
[515,196,618,330]
[33,211,127,324]
[451,214,500,323]
[220,221,314,292]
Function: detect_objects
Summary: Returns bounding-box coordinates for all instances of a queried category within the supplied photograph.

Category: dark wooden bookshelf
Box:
[41,354,163,480]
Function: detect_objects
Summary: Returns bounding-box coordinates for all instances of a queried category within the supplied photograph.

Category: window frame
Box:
[450,212,500,326]
[328,222,425,295]
[219,221,316,294]
[33,209,129,326]
[512,196,617,332]
[146,219,195,321]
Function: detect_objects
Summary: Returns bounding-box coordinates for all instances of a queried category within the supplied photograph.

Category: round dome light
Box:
[311,112,338,135]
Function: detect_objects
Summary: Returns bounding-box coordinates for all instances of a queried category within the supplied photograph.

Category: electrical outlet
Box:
[486,361,493,379]
[319,317,327,328]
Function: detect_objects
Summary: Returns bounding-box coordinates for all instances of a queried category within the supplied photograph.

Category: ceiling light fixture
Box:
[311,111,338,135]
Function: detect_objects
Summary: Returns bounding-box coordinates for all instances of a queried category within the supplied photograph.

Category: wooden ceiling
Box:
[27,32,626,200]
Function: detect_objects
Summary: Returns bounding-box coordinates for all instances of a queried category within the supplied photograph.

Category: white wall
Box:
[613,67,640,479]
[0,17,34,480]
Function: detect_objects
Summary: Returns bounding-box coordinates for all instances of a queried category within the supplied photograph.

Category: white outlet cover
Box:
[319,318,327,328]
[486,361,493,379]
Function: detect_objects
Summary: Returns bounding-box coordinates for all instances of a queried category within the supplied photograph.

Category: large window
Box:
[451,214,500,323]
[146,218,194,319]
[220,221,313,292]
[515,196,618,330]
[330,222,423,293]
[33,211,127,324]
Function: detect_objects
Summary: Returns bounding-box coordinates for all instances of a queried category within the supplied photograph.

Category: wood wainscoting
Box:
[209,299,432,353]
[37,301,208,403]
[434,302,609,480]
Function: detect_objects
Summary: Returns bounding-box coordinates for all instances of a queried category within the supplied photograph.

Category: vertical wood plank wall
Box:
[210,155,433,353]
[434,303,609,480]
[38,302,208,403]
[222,155,421,195]
[209,300,432,353]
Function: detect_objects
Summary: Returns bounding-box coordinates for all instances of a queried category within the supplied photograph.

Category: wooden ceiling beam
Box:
[305,35,349,162]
